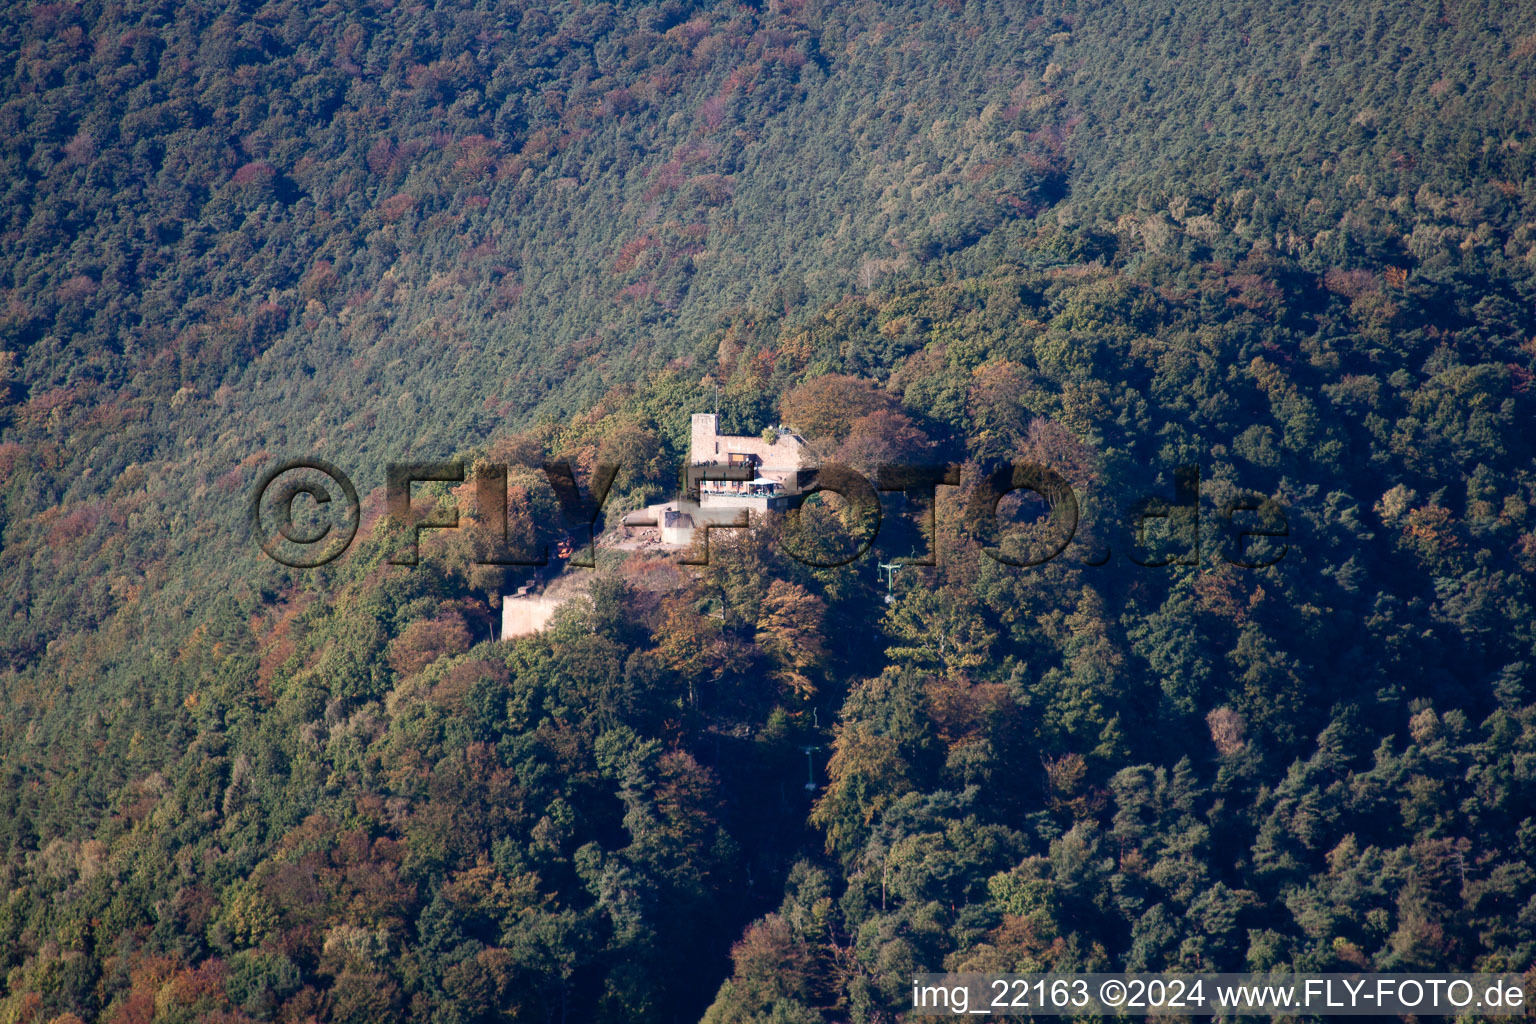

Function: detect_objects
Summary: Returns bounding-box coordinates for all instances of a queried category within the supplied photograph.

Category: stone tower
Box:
[690,413,719,463]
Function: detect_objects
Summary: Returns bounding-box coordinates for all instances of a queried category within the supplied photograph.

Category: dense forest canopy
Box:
[1,0,1534,1021]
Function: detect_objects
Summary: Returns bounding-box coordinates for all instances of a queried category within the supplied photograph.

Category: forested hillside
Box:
[2,0,1535,1021]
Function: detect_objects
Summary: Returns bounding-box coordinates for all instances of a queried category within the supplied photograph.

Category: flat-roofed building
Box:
[618,413,816,549]
[688,413,810,509]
